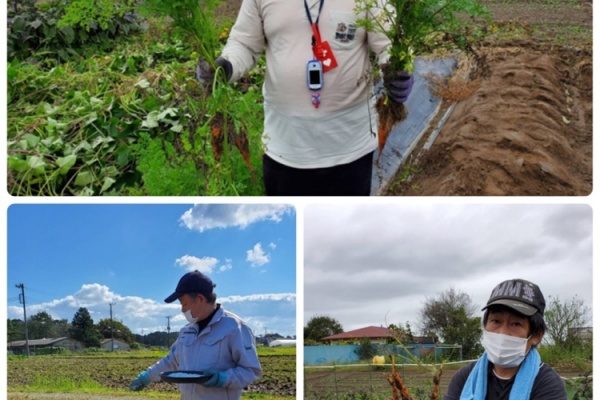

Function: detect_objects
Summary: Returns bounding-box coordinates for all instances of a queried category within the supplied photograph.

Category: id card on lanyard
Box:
[304,0,338,72]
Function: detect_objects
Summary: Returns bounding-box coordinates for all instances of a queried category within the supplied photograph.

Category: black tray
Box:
[160,370,211,384]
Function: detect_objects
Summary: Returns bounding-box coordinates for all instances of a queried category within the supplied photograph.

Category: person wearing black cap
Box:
[129,270,262,399]
[444,279,566,400]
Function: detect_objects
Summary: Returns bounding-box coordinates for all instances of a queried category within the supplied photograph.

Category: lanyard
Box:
[304,0,325,45]
[303,0,324,26]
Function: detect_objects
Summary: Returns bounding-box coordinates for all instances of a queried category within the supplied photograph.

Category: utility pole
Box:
[166,316,171,348]
[109,303,115,351]
[15,284,30,356]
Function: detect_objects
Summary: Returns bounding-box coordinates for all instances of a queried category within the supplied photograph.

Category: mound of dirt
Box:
[391,41,592,196]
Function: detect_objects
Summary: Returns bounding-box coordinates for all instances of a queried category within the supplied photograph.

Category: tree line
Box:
[305,289,590,359]
[8,307,290,349]
[7,307,176,348]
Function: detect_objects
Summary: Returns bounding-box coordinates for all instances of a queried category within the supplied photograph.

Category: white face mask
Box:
[183,309,198,324]
[481,330,530,368]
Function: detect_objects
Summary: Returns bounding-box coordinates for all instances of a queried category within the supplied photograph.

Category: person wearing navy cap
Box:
[129,270,262,400]
[444,278,566,400]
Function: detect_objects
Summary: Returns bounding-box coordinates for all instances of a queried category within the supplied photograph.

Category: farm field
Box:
[387,0,592,195]
[304,362,591,399]
[6,0,592,196]
[7,348,295,399]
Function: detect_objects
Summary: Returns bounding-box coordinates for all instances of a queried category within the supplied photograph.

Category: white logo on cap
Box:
[491,281,522,298]
[522,284,536,302]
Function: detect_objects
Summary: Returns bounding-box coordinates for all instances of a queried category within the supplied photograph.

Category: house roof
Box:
[322,326,394,341]
[8,337,70,347]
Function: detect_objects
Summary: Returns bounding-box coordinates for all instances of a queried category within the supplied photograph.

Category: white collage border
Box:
[0,3,598,399]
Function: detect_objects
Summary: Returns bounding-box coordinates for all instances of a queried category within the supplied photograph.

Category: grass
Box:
[24,375,105,392]
[8,348,295,398]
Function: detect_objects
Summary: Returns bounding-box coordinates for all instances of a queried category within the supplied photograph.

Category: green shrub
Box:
[538,343,592,370]
[7,0,144,62]
[568,371,593,400]
[354,339,378,361]
[58,0,136,31]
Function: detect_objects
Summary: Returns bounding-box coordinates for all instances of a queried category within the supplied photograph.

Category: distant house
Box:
[268,339,296,347]
[569,327,593,342]
[256,333,285,346]
[100,338,131,351]
[321,326,437,344]
[7,337,84,354]
[412,336,438,344]
[322,326,394,343]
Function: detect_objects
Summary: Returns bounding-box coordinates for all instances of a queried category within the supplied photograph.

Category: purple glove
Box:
[384,71,414,104]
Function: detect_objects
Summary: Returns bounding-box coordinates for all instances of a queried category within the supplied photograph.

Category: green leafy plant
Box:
[355,0,489,153]
[139,0,221,69]
[8,0,144,63]
[7,6,265,195]
[140,0,264,191]
[58,0,136,32]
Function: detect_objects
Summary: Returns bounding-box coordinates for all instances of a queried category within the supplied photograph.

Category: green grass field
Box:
[8,347,295,399]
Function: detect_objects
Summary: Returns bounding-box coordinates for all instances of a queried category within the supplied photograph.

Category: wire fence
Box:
[304,361,473,400]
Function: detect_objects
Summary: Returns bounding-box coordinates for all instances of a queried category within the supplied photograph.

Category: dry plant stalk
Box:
[385,357,443,400]
[430,366,443,400]
[387,359,414,400]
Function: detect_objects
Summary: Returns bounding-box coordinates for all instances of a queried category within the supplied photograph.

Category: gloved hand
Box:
[201,369,228,388]
[129,371,150,391]
[195,56,233,90]
[384,71,414,104]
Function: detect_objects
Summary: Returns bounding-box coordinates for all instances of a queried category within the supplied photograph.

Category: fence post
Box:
[333,365,339,398]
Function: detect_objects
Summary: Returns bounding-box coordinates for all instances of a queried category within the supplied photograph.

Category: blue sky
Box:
[7,204,296,337]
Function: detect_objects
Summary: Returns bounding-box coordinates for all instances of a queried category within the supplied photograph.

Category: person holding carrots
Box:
[197,0,413,195]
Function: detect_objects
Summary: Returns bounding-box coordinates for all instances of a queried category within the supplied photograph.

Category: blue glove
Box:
[384,71,414,104]
[202,369,228,388]
[129,371,150,391]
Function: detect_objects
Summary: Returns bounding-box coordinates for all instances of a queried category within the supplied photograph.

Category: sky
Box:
[7,204,296,337]
[304,204,593,334]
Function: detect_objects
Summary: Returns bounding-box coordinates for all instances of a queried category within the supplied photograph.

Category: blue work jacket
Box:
[147,307,262,399]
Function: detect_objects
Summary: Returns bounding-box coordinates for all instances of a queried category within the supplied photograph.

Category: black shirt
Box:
[444,361,566,400]
[196,304,220,335]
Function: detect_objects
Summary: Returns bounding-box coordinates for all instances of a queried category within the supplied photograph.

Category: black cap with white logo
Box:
[482,279,546,317]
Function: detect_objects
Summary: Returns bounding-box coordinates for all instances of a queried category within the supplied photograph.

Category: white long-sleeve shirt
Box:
[146,307,261,400]
[221,0,391,168]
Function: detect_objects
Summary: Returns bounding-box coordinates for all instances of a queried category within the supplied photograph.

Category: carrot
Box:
[210,113,225,161]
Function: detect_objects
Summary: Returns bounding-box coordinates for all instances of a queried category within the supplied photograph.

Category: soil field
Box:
[7,353,295,397]
[304,364,587,399]
[387,0,592,195]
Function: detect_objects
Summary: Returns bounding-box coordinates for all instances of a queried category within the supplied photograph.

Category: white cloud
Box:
[246,243,270,266]
[268,242,277,250]
[175,255,218,274]
[304,204,593,332]
[180,204,293,232]
[220,293,296,303]
[219,259,233,272]
[7,284,296,336]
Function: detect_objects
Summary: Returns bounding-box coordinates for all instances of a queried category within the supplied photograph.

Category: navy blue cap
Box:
[164,271,216,303]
